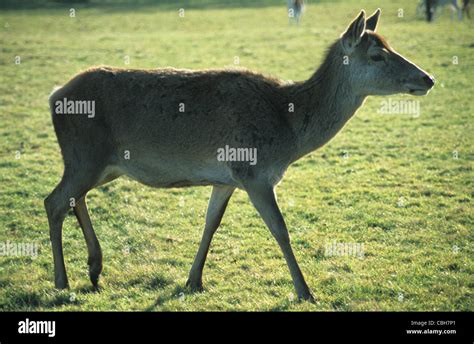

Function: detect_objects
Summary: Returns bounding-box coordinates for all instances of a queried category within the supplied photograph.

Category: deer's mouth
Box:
[405,75,435,96]
[408,88,429,96]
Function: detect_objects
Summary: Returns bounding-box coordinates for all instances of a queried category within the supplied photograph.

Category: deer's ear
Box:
[366,8,381,32]
[341,10,366,54]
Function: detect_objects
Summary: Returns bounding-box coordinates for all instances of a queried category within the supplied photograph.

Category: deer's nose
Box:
[423,75,435,88]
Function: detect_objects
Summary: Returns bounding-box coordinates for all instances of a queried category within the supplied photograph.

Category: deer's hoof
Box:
[89,264,102,289]
[89,273,100,289]
[55,279,69,290]
[185,279,204,292]
[298,291,316,303]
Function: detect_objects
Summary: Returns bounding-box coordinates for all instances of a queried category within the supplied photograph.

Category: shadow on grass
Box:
[268,294,321,311]
[144,284,188,311]
[1,275,184,311]
[118,273,173,291]
[0,286,99,310]
[268,299,291,311]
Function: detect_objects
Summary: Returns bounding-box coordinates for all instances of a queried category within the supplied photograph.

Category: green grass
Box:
[0,0,472,311]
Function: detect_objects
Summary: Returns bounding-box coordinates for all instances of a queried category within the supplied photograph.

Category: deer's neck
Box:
[286,43,366,161]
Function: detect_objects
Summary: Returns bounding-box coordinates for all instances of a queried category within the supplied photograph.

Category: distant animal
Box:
[288,0,305,25]
[417,0,463,20]
[46,9,434,301]
[463,0,471,18]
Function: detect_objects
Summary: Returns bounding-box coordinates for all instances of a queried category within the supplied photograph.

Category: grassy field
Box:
[0,0,472,311]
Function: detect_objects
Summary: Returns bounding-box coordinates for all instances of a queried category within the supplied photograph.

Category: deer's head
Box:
[340,9,435,96]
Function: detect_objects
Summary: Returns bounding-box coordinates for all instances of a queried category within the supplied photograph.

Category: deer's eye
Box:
[370,54,385,62]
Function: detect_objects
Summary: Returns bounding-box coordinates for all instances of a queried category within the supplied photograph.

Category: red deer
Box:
[46,9,434,301]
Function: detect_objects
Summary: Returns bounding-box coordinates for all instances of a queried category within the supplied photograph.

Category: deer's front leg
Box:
[245,182,314,301]
[187,185,235,291]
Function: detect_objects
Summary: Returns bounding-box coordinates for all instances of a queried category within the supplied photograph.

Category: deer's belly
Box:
[116,159,236,188]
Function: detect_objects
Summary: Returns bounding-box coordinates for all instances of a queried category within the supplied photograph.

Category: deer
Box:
[45,9,434,301]
[288,0,305,25]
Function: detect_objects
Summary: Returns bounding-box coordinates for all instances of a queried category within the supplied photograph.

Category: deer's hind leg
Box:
[72,167,122,288]
[73,196,102,288]
[45,166,106,289]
